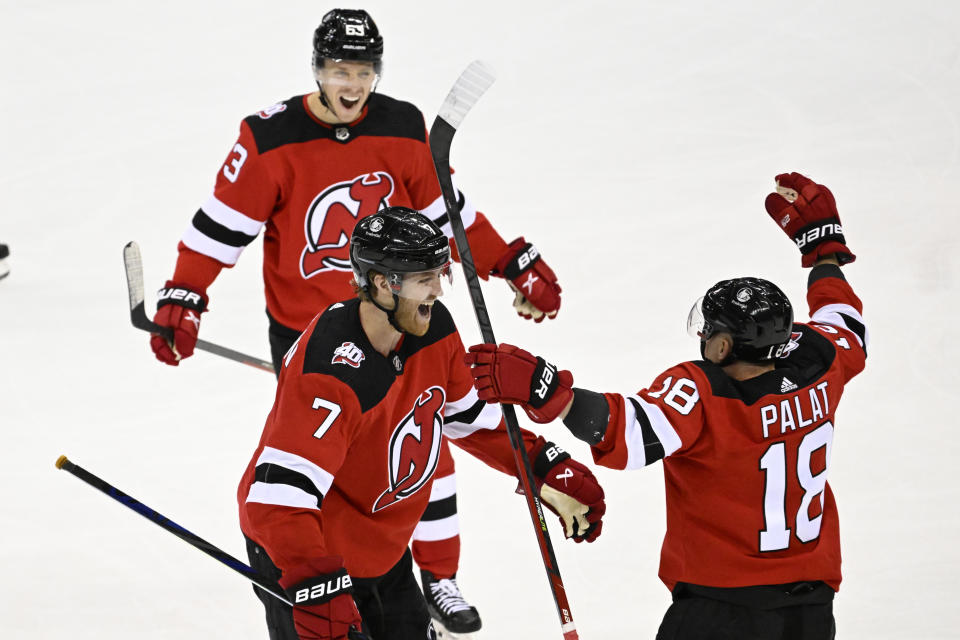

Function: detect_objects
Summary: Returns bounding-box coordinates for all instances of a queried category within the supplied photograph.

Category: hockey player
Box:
[150,9,564,634]
[237,207,604,640]
[465,172,866,640]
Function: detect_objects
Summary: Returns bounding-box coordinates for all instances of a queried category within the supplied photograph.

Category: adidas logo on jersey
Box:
[332,341,365,368]
[780,377,798,393]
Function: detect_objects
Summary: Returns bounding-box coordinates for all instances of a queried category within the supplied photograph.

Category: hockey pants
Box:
[246,540,435,640]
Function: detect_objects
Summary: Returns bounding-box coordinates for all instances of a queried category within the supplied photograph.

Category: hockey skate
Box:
[421,570,482,639]
[0,244,9,280]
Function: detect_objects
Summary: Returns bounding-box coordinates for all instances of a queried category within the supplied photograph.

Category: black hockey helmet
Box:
[688,277,794,362]
[350,207,450,295]
[312,9,384,72]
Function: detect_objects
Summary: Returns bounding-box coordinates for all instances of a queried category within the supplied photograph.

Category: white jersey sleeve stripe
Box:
[254,446,336,496]
[621,395,683,470]
[411,514,460,542]
[811,303,869,348]
[621,397,648,470]
[245,482,320,510]
[443,387,503,439]
[428,473,457,501]
[201,194,265,236]
[423,189,478,239]
[636,396,683,458]
[181,225,244,265]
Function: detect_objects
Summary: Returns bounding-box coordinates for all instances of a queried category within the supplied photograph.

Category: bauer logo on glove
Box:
[763,172,856,267]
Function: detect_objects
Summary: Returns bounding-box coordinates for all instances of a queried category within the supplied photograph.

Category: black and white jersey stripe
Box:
[411,473,459,541]
[622,394,683,470]
[442,387,501,440]
[181,194,265,265]
[422,187,478,238]
[811,303,869,349]
[245,446,335,510]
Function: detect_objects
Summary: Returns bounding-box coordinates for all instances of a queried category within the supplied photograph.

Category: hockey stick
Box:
[123,241,274,373]
[55,455,291,605]
[429,61,579,640]
[56,455,372,640]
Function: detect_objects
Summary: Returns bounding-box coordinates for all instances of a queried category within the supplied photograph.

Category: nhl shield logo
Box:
[335,127,350,141]
[373,387,445,512]
[332,341,365,368]
[300,171,396,278]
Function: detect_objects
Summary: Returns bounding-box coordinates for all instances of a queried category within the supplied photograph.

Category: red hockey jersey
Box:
[590,271,867,591]
[174,93,508,330]
[237,299,536,578]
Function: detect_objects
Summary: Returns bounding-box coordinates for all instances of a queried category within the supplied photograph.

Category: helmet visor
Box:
[389,263,453,302]
[686,296,713,339]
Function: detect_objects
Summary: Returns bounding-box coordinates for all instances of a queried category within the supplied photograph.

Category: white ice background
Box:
[3,1,959,638]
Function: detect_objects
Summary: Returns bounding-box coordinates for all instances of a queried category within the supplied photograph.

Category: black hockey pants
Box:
[245,536,435,640]
[656,581,836,640]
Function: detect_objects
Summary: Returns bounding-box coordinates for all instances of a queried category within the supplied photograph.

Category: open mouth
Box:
[417,303,433,319]
[339,96,361,110]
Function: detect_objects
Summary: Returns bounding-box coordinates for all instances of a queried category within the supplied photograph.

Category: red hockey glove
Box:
[492,238,561,322]
[529,438,605,543]
[464,343,573,424]
[279,558,365,640]
[763,172,855,267]
[149,281,207,366]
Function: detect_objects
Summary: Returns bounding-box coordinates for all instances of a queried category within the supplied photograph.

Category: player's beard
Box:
[394,297,434,337]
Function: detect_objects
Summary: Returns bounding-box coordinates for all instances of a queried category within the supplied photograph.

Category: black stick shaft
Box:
[55,455,291,606]
[430,115,578,639]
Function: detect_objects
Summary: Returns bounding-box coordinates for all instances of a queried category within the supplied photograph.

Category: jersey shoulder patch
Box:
[242,95,318,154]
[299,299,458,412]
[301,299,396,412]
[778,323,837,382]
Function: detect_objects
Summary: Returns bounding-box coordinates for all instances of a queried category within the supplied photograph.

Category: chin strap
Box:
[368,291,406,333]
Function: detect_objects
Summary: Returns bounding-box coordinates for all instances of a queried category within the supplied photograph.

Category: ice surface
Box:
[3,0,959,637]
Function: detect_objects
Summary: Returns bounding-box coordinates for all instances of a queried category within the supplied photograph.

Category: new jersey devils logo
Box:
[300,172,395,278]
[373,387,446,512]
[778,331,803,358]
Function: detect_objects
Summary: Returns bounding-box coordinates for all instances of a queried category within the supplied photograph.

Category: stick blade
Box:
[123,241,145,312]
[437,60,496,130]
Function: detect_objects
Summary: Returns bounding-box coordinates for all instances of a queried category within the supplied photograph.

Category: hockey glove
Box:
[529,438,605,543]
[764,172,855,267]
[492,238,561,322]
[464,343,573,424]
[149,281,207,366]
[279,557,365,640]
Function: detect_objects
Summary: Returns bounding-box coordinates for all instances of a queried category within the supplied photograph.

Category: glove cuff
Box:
[523,361,574,424]
[531,438,571,479]
[791,217,846,256]
[280,557,354,606]
[527,357,563,409]
[156,281,208,312]
[493,238,541,279]
[800,242,856,268]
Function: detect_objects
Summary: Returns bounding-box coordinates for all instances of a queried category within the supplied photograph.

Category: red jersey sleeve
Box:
[241,370,361,572]
[172,120,278,289]
[591,364,707,471]
[806,270,867,382]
